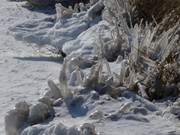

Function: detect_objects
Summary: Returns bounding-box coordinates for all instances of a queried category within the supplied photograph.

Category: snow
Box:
[0,1,60,134]
[1,0,180,135]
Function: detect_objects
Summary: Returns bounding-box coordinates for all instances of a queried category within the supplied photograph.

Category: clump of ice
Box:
[46,80,63,99]
[28,102,49,125]
[38,96,53,109]
[5,101,30,135]
[62,21,111,57]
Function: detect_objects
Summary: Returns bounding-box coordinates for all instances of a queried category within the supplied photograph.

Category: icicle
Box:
[116,55,123,63]
[104,58,112,76]
[83,62,102,88]
[76,67,84,86]
[137,83,149,99]
[69,66,84,87]
[127,70,136,88]
[59,58,68,85]
[47,80,62,99]
[119,59,129,85]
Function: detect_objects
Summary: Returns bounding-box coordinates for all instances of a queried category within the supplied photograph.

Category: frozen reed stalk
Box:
[129,24,141,67]
[114,0,131,34]
[137,82,149,99]
[59,58,73,100]
[83,62,102,88]
[59,58,69,85]
[158,23,179,62]
[118,60,129,85]
[95,26,113,84]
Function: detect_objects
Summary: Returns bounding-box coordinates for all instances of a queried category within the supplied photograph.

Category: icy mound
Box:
[21,122,97,135]
[49,12,92,48]
[9,0,104,54]
[9,13,90,47]
[63,21,112,61]
[5,57,180,135]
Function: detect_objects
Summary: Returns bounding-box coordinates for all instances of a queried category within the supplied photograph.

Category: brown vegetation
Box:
[129,0,180,31]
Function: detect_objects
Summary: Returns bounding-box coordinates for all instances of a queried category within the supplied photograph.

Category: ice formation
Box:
[28,102,49,124]
[5,0,180,135]
[5,101,29,135]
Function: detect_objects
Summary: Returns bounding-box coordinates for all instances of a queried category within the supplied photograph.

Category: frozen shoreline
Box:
[1,0,180,135]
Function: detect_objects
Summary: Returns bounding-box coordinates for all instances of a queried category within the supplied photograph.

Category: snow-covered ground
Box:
[1,0,180,135]
[0,1,60,134]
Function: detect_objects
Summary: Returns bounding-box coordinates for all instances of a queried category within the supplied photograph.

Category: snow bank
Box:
[9,0,104,52]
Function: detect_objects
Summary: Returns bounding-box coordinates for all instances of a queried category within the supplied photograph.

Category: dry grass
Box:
[129,0,180,31]
[104,0,180,100]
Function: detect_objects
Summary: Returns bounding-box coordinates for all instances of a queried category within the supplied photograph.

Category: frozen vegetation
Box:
[1,0,180,135]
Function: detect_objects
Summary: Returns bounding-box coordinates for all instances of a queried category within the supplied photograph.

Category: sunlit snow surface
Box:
[0,1,61,134]
[1,0,180,135]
